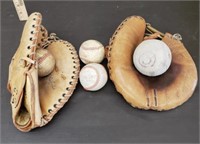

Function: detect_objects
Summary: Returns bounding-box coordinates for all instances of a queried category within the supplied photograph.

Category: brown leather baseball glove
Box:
[107,16,198,111]
[7,12,80,132]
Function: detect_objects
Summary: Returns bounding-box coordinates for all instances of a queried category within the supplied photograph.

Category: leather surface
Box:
[107,16,198,111]
[7,12,80,132]
[2,1,199,143]
[39,37,80,125]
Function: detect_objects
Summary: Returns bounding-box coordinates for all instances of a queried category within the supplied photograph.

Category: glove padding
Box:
[7,12,80,132]
[107,16,198,111]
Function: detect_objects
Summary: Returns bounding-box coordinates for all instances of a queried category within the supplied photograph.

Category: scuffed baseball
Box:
[36,48,56,77]
[79,63,108,91]
[79,40,105,64]
[133,39,172,77]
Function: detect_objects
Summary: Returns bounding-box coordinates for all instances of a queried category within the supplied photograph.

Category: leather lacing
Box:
[41,34,80,126]
[20,13,42,70]
[37,25,48,47]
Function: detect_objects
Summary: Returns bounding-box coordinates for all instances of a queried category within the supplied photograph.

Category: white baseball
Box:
[133,39,172,77]
[79,63,108,91]
[79,40,105,64]
[36,48,56,77]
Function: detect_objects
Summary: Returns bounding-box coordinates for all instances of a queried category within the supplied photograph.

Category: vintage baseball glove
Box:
[7,12,80,132]
[107,16,198,111]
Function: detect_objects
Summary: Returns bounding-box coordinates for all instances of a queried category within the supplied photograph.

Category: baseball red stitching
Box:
[38,52,50,65]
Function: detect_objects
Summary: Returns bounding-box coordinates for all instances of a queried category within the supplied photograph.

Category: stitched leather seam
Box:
[41,36,80,125]
[107,16,133,76]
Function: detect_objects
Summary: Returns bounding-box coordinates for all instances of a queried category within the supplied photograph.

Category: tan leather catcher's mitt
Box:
[7,12,80,132]
[107,16,198,111]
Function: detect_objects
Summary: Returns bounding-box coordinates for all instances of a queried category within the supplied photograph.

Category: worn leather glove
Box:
[106,16,198,111]
[7,12,80,132]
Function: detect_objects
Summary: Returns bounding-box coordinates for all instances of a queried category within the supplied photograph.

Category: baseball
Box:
[79,63,108,91]
[79,40,105,64]
[36,48,56,77]
[133,39,172,77]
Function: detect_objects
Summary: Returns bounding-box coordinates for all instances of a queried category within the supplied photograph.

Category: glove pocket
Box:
[12,65,43,132]
[10,76,32,131]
